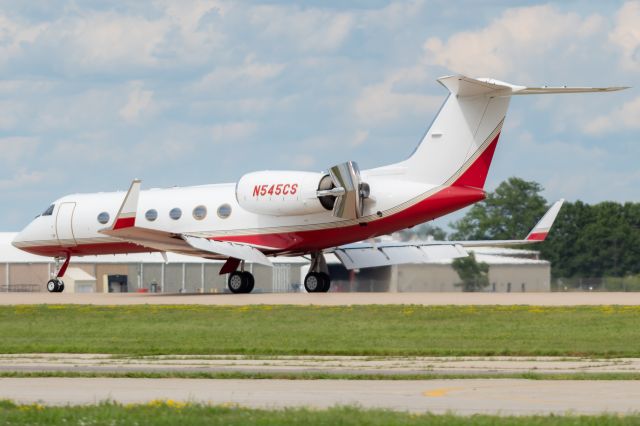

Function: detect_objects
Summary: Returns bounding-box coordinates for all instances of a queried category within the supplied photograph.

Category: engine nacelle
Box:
[236,171,329,216]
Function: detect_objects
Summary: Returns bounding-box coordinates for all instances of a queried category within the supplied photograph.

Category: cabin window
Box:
[42,205,54,217]
[217,204,232,219]
[193,205,207,220]
[145,209,158,222]
[169,208,182,220]
[97,212,110,224]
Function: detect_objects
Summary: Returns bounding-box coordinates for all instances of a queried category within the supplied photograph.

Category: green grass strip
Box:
[1,400,639,425]
[3,304,640,356]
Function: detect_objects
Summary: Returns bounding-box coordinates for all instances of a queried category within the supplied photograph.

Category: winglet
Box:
[112,179,141,230]
[525,199,565,241]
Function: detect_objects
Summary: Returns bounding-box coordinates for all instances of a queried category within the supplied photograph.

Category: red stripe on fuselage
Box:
[215,185,485,251]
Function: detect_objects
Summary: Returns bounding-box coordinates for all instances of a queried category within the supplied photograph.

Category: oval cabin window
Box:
[97,212,110,224]
[217,204,232,219]
[193,205,207,220]
[169,208,182,220]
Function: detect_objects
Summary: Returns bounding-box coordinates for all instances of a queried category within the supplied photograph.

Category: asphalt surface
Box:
[2,291,640,305]
[1,377,639,415]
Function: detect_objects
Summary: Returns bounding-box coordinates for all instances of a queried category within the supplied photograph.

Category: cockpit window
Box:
[42,205,54,217]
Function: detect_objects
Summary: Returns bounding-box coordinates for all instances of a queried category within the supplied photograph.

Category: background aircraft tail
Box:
[400,75,626,190]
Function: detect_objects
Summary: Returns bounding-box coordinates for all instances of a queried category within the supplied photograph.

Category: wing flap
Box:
[334,244,468,270]
[182,235,272,266]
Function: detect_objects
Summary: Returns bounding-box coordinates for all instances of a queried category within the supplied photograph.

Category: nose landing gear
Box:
[47,254,70,293]
[47,279,65,293]
[304,252,331,293]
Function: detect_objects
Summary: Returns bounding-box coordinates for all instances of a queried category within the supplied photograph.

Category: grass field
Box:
[1,400,639,425]
[2,304,640,356]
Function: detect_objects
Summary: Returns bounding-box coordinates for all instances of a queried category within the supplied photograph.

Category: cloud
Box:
[0,14,45,66]
[354,66,441,123]
[249,5,353,52]
[211,121,257,143]
[49,12,168,71]
[0,137,39,163]
[583,96,640,135]
[0,169,45,190]
[197,55,286,91]
[423,5,604,77]
[119,83,155,123]
[352,130,368,147]
[609,1,640,71]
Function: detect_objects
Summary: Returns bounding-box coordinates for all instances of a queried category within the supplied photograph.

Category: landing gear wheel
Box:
[47,279,64,293]
[305,272,326,293]
[317,272,331,293]
[228,272,245,294]
[228,271,255,294]
[242,271,255,293]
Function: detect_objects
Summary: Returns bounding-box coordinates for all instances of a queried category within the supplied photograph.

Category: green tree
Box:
[452,253,489,292]
[450,177,548,240]
[540,201,640,278]
[397,223,447,241]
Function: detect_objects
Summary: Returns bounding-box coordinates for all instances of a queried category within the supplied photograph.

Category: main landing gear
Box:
[304,252,331,293]
[227,261,255,294]
[47,254,70,293]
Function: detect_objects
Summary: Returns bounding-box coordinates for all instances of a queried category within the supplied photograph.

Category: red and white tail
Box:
[400,75,626,190]
[525,199,565,242]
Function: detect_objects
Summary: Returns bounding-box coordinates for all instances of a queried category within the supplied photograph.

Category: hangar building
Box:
[0,233,550,293]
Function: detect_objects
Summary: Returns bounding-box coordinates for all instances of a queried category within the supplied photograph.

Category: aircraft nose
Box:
[12,228,27,248]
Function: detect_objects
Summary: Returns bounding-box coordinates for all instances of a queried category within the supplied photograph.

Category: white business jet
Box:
[12,76,625,293]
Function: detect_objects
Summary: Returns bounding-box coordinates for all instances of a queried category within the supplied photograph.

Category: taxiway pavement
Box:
[2,292,640,306]
[1,354,639,376]
[1,377,638,415]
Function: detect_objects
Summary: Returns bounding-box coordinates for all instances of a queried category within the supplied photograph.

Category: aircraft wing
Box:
[332,200,564,270]
[98,180,272,266]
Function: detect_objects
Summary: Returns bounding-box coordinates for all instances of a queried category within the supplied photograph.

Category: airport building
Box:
[0,233,550,293]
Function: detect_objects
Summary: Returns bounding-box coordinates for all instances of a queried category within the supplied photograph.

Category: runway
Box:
[1,377,638,415]
[1,354,639,376]
[2,291,640,306]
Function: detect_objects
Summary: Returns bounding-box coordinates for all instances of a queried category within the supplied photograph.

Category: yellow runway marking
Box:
[422,387,462,397]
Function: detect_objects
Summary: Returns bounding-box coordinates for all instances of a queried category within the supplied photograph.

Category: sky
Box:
[1,0,639,231]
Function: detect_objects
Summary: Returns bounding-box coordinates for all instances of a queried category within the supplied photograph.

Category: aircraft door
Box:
[56,202,77,246]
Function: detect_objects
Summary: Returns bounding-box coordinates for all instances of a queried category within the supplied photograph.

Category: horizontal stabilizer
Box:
[438,75,628,98]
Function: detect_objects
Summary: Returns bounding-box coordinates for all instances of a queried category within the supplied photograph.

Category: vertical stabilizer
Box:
[401,76,512,189]
[399,75,626,190]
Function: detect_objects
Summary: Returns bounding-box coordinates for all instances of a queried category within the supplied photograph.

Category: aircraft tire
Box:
[242,272,255,293]
[228,272,245,294]
[304,272,322,293]
[58,281,65,293]
[47,279,58,293]
[318,272,331,293]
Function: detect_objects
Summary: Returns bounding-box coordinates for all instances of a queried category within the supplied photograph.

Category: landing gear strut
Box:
[304,252,331,293]
[227,261,255,294]
[47,254,70,293]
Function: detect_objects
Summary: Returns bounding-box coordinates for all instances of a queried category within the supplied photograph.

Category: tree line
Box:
[407,177,640,278]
